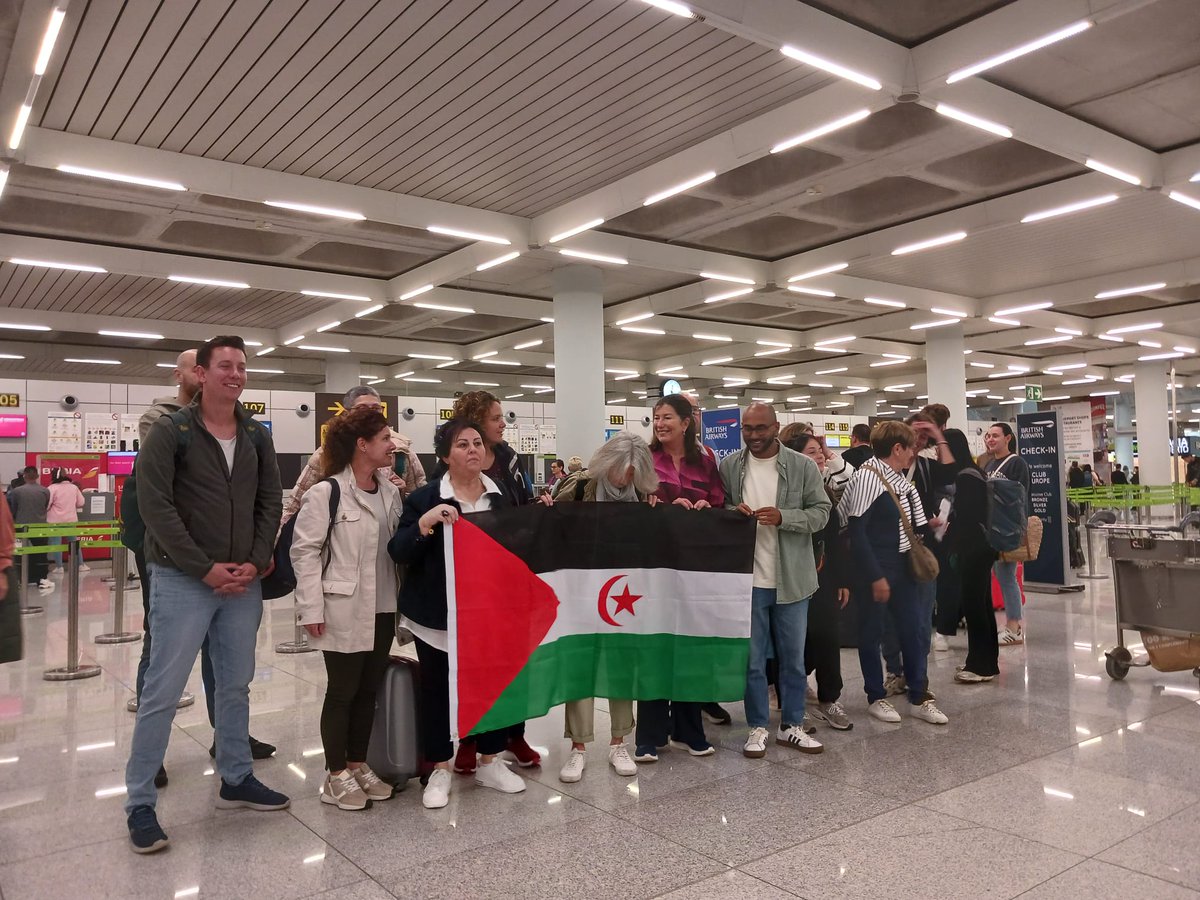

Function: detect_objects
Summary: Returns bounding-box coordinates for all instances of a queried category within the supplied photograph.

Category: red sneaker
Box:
[453,738,477,774]
[507,736,541,768]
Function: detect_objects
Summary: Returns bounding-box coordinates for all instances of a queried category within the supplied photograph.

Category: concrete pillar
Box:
[552,265,606,463]
[925,323,968,429]
[1114,394,1134,470]
[853,394,876,417]
[323,355,360,394]
[1134,362,1170,486]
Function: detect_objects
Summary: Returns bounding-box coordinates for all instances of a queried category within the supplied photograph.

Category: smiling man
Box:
[719,402,831,759]
[124,336,287,854]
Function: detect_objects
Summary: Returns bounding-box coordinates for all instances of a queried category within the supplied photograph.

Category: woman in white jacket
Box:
[292,406,401,811]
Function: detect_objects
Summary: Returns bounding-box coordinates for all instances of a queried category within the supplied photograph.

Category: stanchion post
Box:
[96,544,141,644]
[1079,525,1109,580]
[275,605,316,654]
[44,536,102,681]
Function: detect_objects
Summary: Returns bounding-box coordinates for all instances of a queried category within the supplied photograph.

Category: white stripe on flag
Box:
[535,567,752,644]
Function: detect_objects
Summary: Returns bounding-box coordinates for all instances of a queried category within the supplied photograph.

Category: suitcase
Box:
[365,655,422,788]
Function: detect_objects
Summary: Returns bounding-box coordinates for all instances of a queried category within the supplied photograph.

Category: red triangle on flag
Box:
[451,517,559,737]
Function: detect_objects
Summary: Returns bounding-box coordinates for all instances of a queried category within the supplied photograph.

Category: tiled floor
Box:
[1,561,1199,899]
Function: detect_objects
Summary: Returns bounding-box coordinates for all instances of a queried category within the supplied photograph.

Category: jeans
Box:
[134,550,217,726]
[635,701,705,747]
[857,563,928,706]
[745,588,810,728]
[993,560,1022,622]
[882,577,935,675]
[320,613,394,771]
[125,564,263,812]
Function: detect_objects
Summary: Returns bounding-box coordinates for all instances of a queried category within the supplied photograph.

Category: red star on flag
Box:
[611,584,642,616]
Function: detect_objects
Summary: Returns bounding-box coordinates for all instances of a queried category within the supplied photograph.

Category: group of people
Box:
[116,333,1035,852]
[5,465,87,589]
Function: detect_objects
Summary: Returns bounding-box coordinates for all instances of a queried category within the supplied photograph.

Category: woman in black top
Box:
[943,429,999,684]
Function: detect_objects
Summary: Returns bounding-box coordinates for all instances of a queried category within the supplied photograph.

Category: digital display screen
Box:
[106,451,137,476]
[825,436,839,448]
[0,414,27,438]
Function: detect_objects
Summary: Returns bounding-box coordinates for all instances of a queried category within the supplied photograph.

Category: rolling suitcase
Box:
[365,655,421,788]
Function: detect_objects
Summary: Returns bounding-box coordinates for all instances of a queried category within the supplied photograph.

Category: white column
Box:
[1114,394,1134,470]
[552,265,606,463]
[1134,362,1170,485]
[925,323,968,429]
[323,355,360,394]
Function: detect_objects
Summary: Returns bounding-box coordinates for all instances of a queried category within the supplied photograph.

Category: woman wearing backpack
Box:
[984,423,1031,645]
[293,406,401,811]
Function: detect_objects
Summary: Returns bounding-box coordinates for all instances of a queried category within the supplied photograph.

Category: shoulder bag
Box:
[869,465,940,584]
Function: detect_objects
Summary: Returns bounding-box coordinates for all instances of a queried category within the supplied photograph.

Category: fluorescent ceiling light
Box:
[702,356,734,366]
[994,301,1052,316]
[882,353,910,360]
[1097,334,1124,342]
[780,46,882,91]
[787,262,848,282]
[870,358,908,367]
[787,286,836,298]
[1090,390,1120,397]
[463,381,500,387]
[297,344,351,353]
[614,373,640,381]
[884,383,915,392]
[428,226,509,244]
[520,384,551,390]
[301,290,372,302]
[548,218,605,243]
[1138,351,1185,361]
[409,353,453,361]
[34,7,67,74]
[98,329,163,340]
[256,346,277,356]
[699,271,755,285]
[0,165,7,200]
[476,251,521,271]
[1021,194,1118,224]
[640,0,693,17]
[987,316,1021,326]
[246,367,284,375]
[392,371,415,379]
[354,304,385,318]
[1084,159,1141,185]
[366,378,385,385]
[656,366,683,374]
[934,104,1012,138]
[930,307,967,318]
[8,103,32,150]
[1104,322,1162,335]
[771,109,871,155]
[815,367,847,375]
[766,375,795,384]
[1173,345,1196,353]
[1041,395,1070,402]
[315,320,344,334]
[169,275,248,288]
[864,296,905,309]
[615,312,654,326]
[808,382,833,388]
[263,200,363,220]
[813,335,854,346]
[505,393,524,399]
[1137,340,1160,348]
[1025,336,1073,346]
[970,361,995,368]
[693,333,732,342]
[643,171,716,206]
[435,360,461,368]
[402,377,441,383]
[605,368,638,375]
[703,287,754,303]
[514,339,543,350]
[1095,282,1166,299]
[1054,327,1083,336]
[479,358,520,366]
[892,231,967,255]
[754,347,791,357]
[155,362,176,368]
[841,387,869,394]
[757,340,793,348]
[1168,191,1200,212]
[946,19,1092,83]
[11,258,105,273]
[414,302,474,314]
[1046,363,1087,371]
[786,395,810,402]
[717,403,739,409]
[910,318,961,330]
[1063,377,1100,385]
[399,284,434,301]
[621,325,665,335]
[559,248,627,265]
[65,357,120,365]
[0,353,24,359]
[56,164,185,191]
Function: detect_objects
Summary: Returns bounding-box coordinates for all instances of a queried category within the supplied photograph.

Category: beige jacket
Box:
[291,467,401,653]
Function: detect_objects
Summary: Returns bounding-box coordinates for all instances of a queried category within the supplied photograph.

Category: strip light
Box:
[703,287,753,304]
[870,358,908,367]
[57,164,185,191]
[1138,351,1185,361]
[615,312,654,326]
[787,262,848,282]
[0,165,7,200]
[1025,336,1073,346]
[946,20,1092,83]
[693,333,732,342]
[427,226,509,245]
[354,304,385,317]
[559,248,627,265]
[931,307,967,318]
[298,344,351,353]
[758,340,793,348]
[702,356,733,366]
[910,318,960,330]
[864,296,906,309]
[99,329,163,340]
[399,285,434,301]
[640,0,693,17]
[514,339,543,350]
[892,231,967,256]
[246,367,284,375]
[301,290,372,302]
[11,258,106,273]
[643,171,716,206]
[408,353,453,360]
[815,367,847,375]
[34,8,67,74]
[771,109,870,155]
[787,285,835,298]
[414,302,474,314]
[1021,194,1118,224]
[934,104,1012,139]
[780,46,882,91]
[621,325,665,335]
[1104,322,1162,335]
[699,271,756,285]
[1095,282,1166,300]
[476,251,521,271]
[754,347,791,357]
[8,104,32,150]
[315,321,341,333]
[1085,159,1141,186]
[1168,191,1200,212]
[264,200,364,220]
[282,335,305,345]
[548,218,605,243]
[169,275,249,288]
[65,357,120,365]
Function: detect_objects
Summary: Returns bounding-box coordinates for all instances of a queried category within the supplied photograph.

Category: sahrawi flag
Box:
[445,503,757,739]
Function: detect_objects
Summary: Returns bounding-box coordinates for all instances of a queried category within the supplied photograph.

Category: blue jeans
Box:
[993,560,1022,622]
[858,565,928,705]
[881,578,935,674]
[745,588,809,728]
[125,564,263,812]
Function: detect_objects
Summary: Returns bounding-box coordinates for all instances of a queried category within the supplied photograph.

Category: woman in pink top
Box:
[46,468,84,571]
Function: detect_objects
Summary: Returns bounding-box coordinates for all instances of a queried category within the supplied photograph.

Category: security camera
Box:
[504,410,517,424]
[400,406,416,421]
[61,395,78,410]
[297,402,311,416]
[641,415,651,428]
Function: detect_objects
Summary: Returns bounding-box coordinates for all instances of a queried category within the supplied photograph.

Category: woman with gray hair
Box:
[553,431,659,783]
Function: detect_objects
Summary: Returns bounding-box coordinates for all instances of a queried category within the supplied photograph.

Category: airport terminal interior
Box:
[3,0,1200,897]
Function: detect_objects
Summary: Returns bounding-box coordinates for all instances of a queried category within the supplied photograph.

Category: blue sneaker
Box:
[216,775,290,811]
[669,738,716,757]
[632,744,658,763]
[127,804,168,854]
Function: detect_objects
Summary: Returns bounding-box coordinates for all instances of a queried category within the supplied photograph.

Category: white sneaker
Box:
[805,678,817,702]
[78,564,91,572]
[475,759,526,794]
[912,698,949,724]
[608,743,637,776]
[422,768,452,809]
[37,578,54,590]
[321,770,369,811]
[933,633,950,652]
[868,699,902,723]
[559,748,586,783]
[776,724,823,754]
[743,726,769,758]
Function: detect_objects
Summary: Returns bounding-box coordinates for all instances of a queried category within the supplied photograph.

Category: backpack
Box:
[982,457,1031,554]
[120,409,270,554]
[261,478,340,601]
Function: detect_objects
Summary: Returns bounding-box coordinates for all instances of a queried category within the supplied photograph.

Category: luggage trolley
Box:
[1102,516,1200,683]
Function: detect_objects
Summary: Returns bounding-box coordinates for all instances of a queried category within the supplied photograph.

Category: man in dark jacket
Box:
[841,424,874,470]
[123,336,288,855]
[7,467,52,589]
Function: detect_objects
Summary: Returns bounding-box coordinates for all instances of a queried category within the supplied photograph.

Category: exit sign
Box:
[1025,384,1043,402]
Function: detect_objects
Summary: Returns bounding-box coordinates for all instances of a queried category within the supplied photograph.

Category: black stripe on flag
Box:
[460,503,757,576]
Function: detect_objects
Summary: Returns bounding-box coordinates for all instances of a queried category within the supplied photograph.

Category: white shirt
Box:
[744,451,780,589]
[357,484,398,615]
[215,435,236,473]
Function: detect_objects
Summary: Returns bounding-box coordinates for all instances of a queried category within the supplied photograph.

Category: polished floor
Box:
[1,557,1198,900]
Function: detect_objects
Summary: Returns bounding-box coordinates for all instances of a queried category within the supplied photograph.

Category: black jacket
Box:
[388,477,511,631]
[841,445,873,470]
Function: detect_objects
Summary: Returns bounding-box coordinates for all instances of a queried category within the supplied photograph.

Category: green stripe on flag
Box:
[469,632,748,736]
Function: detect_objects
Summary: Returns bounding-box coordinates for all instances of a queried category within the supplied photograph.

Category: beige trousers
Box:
[563,697,635,743]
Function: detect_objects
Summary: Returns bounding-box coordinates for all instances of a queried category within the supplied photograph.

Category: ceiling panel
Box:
[802,0,1017,46]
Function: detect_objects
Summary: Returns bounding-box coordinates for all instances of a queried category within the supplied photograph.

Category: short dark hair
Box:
[343,385,380,407]
[552,458,565,469]
[321,407,390,477]
[871,420,915,458]
[922,403,951,429]
[197,335,246,368]
[434,417,483,461]
[782,431,822,456]
[989,421,1016,454]
[22,465,37,480]
[851,423,871,443]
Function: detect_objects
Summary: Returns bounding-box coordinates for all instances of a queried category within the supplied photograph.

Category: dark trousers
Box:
[934,541,963,636]
[858,561,928,705]
[320,613,395,771]
[961,550,1000,676]
[805,585,843,704]
[413,636,507,764]
[24,537,49,583]
[134,549,216,726]
[635,700,706,747]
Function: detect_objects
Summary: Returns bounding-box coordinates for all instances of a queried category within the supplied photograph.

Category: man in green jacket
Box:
[719,402,831,759]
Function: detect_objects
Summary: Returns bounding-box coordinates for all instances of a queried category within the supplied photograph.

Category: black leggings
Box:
[805,584,843,704]
[960,550,1000,677]
[320,613,395,772]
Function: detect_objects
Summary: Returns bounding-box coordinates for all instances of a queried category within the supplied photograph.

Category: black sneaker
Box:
[209,736,277,760]
[216,774,290,811]
[127,804,168,854]
[154,765,168,789]
[701,703,732,725]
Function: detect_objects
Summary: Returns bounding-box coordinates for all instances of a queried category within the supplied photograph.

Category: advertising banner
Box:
[701,409,742,462]
[1056,402,1093,466]
[1017,411,1077,590]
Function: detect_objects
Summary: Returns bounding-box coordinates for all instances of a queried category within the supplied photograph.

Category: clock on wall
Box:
[661,378,683,396]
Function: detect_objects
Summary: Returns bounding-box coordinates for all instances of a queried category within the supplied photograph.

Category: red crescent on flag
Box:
[597,574,625,627]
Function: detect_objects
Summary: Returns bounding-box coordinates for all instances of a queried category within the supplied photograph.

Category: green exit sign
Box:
[1025,384,1043,402]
